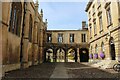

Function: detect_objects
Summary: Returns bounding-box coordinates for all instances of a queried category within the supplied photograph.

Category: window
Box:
[90,26,92,38]
[93,20,97,35]
[58,34,63,43]
[106,8,112,26]
[92,5,95,14]
[47,34,52,42]
[97,0,100,6]
[99,15,103,31]
[101,42,105,52]
[9,2,22,37]
[81,34,86,42]
[89,11,91,19]
[95,44,98,53]
[70,34,74,43]
[29,15,32,42]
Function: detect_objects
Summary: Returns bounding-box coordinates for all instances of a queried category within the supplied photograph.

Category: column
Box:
[65,48,68,62]
[53,48,56,62]
[77,48,80,62]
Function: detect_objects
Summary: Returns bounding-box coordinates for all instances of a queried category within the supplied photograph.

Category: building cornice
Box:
[85,0,94,12]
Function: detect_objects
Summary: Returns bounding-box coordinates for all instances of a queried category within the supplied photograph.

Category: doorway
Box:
[109,37,116,60]
[80,48,89,62]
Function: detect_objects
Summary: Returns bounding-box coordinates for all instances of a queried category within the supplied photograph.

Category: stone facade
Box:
[45,29,89,62]
[1,0,47,77]
[85,0,120,64]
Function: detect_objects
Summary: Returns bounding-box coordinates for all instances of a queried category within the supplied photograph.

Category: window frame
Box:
[106,7,112,26]
[69,34,74,43]
[58,33,63,43]
[8,2,22,37]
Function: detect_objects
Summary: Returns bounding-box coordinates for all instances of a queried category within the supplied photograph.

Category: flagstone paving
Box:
[2,62,120,80]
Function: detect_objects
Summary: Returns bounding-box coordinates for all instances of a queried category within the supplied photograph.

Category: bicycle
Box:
[113,63,120,72]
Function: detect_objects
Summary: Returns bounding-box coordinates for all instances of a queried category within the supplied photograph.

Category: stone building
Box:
[85,0,120,68]
[45,24,89,62]
[1,0,47,76]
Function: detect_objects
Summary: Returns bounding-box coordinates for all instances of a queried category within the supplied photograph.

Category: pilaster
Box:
[105,41,111,60]
[22,2,30,68]
[32,1,39,65]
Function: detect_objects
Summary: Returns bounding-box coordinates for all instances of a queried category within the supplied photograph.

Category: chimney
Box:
[82,21,86,29]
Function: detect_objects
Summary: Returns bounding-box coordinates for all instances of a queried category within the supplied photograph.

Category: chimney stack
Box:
[82,21,86,29]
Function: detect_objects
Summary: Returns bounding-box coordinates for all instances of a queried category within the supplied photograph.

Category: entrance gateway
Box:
[44,44,89,62]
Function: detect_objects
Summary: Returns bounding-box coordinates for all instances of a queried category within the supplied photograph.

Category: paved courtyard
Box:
[2,62,120,80]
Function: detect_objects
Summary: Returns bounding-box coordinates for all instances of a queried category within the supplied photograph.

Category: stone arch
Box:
[56,47,66,62]
[67,47,77,62]
[44,47,54,62]
[79,48,89,62]
[109,37,116,60]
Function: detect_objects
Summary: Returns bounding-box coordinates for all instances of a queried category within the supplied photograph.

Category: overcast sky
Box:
[33,0,88,30]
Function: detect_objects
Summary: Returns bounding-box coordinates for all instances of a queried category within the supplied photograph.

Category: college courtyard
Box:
[1,0,120,79]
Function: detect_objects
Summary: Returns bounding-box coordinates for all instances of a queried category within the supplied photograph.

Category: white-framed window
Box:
[47,34,52,42]
[89,11,91,19]
[90,26,92,38]
[99,15,103,31]
[106,7,112,25]
[70,34,74,43]
[97,0,100,6]
[93,20,97,35]
[81,34,86,42]
[92,5,95,14]
[58,34,63,43]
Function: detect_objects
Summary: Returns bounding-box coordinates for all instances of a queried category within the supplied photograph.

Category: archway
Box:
[80,48,89,62]
[109,37,116,60]
[45,48,53,62]
[56,48,65,62]
[67,47,77,62]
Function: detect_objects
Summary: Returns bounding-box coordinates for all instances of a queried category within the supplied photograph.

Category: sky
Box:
[33,0,88,30]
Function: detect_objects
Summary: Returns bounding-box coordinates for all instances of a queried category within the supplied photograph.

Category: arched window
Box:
[9,2,22,37]
[95,44,98,53]
[101,42,104,52]
[29,15,32,42]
